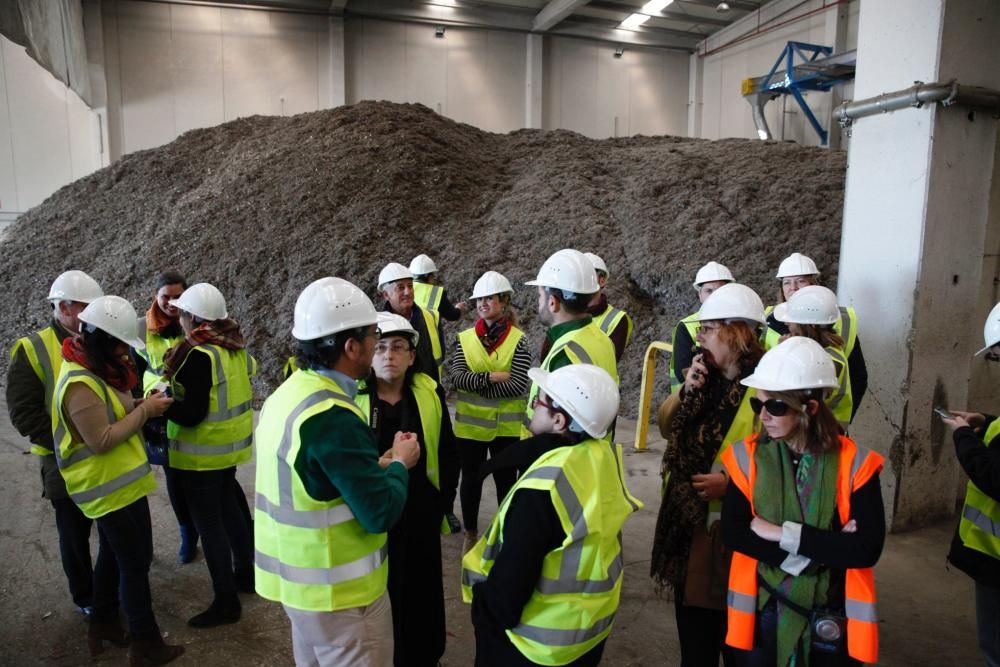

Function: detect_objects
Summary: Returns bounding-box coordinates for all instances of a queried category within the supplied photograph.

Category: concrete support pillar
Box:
[525,33,543,129]
[330,17,346,108]
[687,52,702,138]
[838,0,1000,530]
[823,0,849,150]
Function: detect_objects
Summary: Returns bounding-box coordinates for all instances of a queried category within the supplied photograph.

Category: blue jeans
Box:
[94,497,159,640]
[51,497,95,609]
[977,582,1000,667]
[175,467,253,596]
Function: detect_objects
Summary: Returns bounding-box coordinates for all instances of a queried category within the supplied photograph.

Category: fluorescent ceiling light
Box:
[641,0,674,13]
[619,13,650,29]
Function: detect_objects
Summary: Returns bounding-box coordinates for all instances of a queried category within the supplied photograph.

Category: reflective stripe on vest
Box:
[254,371,388,612]
[594,304,633,349]
[524,322,619,437]
[140,330,183,395]
[12,327,63,455]
[825,345,853,428]
[51,364,156,519]
[834,306,858,358]
[958,419,1000,560]
[413,282,443,313]
[168,344,256,470]
[668,313,700,392]
[454,327,527,441]
[460,438,642,665]
[721,434,883,663]
[420,307,445,379]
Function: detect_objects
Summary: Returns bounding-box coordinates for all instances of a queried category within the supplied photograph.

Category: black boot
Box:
[88,619,129,656]
[127,635,184,666]
[235,567,255,595]
[187,593,241,628]
[177,524,199,565]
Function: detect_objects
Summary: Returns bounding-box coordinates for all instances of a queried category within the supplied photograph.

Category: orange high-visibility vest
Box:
[721,434,883,664]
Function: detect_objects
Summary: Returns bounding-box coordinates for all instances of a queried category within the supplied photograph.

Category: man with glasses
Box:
[254,277,421,666]
[6,270,103,617]
[377,262,446,384]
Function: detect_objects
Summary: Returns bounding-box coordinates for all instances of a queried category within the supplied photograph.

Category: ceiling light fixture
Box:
[716,1,731,11]
[641,0,674,13]
[435,25,446,37]
[614,46,625,58]
[619,13,650,30]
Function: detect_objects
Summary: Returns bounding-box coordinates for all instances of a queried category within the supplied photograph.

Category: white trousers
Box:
[283,592,394,667]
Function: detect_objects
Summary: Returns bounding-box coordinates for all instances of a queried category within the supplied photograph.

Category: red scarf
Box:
[162,319,246,379]
[475,317,512,355]
[61,337,139,393]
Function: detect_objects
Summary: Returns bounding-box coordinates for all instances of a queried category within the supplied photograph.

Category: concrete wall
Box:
[693,0,860,146]
[968,135,1000,415]
[0,34,104,232]
[543,36,688,139]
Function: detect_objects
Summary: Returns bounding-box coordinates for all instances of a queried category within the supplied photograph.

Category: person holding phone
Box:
[650,283,767,666]
[669,261,735,392]
[940,301,1000,667]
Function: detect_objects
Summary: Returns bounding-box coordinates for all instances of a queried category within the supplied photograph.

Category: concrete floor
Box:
[0,397,983,666]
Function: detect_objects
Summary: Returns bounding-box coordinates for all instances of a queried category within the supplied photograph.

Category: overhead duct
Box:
[834,80,1000,127]
[0,0,91,105]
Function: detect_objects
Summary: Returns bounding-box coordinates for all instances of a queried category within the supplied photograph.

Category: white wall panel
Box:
[544,36,688,139]
[170,5,224,134]
[349,19,407,103]
[116,1,175,152]
[406,23,447,113]
[0,40,19,215]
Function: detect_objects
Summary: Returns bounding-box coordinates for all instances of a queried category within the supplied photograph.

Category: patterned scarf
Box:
[61,336,138,393]
[754,439,839,667]
[145,299,182,337]
[475,317,512,355]
[162,318,246,379]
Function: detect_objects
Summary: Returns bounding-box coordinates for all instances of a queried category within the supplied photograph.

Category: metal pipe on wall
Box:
[834,80,1000,125]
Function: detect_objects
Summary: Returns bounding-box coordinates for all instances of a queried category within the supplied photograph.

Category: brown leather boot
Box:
[127,636,185,666]
[87,620,129,657]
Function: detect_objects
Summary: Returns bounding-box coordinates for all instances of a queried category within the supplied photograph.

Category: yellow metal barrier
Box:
[632,340,673,451]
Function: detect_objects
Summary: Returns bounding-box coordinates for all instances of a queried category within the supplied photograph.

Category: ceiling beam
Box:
[533,0,592,31]
[564,13,707,39]
[587,0,732,27]
[675,0,761,13]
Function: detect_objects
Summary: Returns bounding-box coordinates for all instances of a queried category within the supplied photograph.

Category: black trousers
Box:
[674,599,732,667]
[163,464,195,530]
[174,466,253,596]
[458,436,518,532]
[387,516,446,667]
[93,497,160,641]
[51,497,95,609]
[729,600,862,667]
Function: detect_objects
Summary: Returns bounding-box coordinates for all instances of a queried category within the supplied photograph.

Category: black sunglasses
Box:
[750,397,798,417]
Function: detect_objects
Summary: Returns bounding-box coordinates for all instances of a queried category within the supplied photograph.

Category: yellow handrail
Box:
[633,340,673,451]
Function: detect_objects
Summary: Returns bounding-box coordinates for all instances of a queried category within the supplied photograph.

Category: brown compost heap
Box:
[0,101,846,419]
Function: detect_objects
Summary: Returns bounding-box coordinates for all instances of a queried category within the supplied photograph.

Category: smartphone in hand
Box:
[934,407,955,420]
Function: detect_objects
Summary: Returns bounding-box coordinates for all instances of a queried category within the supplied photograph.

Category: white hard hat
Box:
[742,337,839,391]
[773,285,839,326]
[528,364,620,438]
[169,283,228,321]
[376,311,420,347]
[378,262,413,290]
[79,296,145,350]
[293,277,378,341]
[976,301,1000,356]
[409,254,438,276]
[526,249,600,295]
[696,283,766,325]
[470,271,513,300]
[583,252,609,276]
[776,252,821,279]
[48,270,103,304]
[692,261,735,290]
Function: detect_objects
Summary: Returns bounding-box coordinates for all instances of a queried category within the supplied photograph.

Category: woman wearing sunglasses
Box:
[721,337,885,667]
[771,286,853,429]
[651,283,767,666]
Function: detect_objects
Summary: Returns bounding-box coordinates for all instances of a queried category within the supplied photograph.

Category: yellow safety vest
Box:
[254,369,389,611]
[10,326,63,456]
[51,362,156,519]
[419,307,445,380]
[413,281,444,313]
[668,312,700,392]
[524,323,619,437]
[357,372,452,534]
[167,344,257,471]
[825,345,853,428]
[454,327,527,441]
[959,419,1000,561]
[462,438,643,665]
[763,305,857,353]
[137,328,183,395]
[592,303,634,350]
[283,356,299,380]
[704,388,758,527]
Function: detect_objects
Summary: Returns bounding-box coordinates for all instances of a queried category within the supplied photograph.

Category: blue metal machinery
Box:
[742,41,857,145]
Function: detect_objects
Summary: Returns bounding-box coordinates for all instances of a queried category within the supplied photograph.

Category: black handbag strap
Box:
[757,575,814,619]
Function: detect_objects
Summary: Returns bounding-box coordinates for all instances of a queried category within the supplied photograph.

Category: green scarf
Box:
[753,439,840,667]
